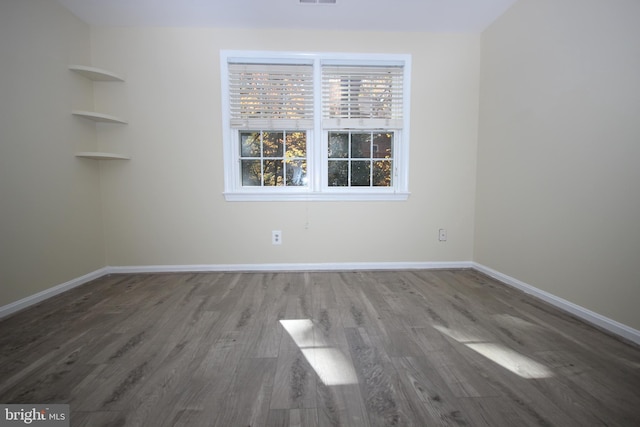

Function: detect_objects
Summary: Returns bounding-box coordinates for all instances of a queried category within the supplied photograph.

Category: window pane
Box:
[240,132,261,157]
[351,133,370,158]
[328,161,348,186]
[373,133,393,159]
[263,132,284,157]
[263,160,284,186]
[240,130,307,188]
[326,131,394,188]
[328,132,348,158]
[286,131,306,158]
[242,160,262,186]
[373,160,392,186]
[286,160,307,186]
[351,161,371,186]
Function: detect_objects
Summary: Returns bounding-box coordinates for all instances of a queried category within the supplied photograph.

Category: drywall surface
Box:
[475,0,640,329]
[0,0,105,307]
[91,28,480,267]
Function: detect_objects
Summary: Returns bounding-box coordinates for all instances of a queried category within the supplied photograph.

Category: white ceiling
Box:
[56,0,518,33]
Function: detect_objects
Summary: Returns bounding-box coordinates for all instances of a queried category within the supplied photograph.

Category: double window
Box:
[220,51,411,201]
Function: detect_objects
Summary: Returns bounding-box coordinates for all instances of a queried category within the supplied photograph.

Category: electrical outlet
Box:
[439,228,447,242]
[272,230,282,245]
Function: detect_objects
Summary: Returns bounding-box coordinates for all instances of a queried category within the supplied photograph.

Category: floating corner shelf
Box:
[72,110,127,124]
[75,152,131,160]
[70,64,129,161]
[69,65,124,82]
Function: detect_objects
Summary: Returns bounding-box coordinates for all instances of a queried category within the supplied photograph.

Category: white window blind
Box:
[322,65,404,129]
[228,63,314,130]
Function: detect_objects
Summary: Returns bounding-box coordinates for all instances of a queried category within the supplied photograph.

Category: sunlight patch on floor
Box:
[433,325,553,379]
[280,319,358,386]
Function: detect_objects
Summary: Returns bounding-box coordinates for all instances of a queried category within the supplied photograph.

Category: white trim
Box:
[109,261,472,274]
[0,267,110,319]
[472,262,640,346]
[223,191,410,202]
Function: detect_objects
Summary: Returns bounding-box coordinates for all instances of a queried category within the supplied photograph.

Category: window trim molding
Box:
[220,50,412,202]
[222,191,410,202]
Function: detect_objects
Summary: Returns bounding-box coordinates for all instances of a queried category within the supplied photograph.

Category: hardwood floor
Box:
[1,269,639,426]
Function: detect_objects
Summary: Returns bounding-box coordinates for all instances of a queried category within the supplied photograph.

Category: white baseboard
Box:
[472,262,640,346]
[0,267,110,319]
[0,262,470,319]
[3,261,638,347]
[108,261,473,274]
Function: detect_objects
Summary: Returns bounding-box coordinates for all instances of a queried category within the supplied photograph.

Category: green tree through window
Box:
[240,131,307,187]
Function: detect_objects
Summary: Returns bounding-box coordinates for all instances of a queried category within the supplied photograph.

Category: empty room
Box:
[1,0,639,425]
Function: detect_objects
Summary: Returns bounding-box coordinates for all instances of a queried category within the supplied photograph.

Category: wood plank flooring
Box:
[1,269,639,426]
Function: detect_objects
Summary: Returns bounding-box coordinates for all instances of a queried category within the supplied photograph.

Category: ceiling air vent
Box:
[300,0,337,4]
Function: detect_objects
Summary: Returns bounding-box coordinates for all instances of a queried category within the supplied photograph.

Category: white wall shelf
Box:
[69,65,124,82]
[72,110,127,124]
[75,152,131,160]
[70,64,129,159]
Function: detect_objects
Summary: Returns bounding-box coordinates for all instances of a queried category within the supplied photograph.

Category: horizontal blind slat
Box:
[231,118,314,129]
[229,63,314,128]
[322,64,404,122]
[322,118,404,129]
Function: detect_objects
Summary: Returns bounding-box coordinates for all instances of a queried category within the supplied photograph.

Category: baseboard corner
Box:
[471,262,640,346]
[0,267,110,320]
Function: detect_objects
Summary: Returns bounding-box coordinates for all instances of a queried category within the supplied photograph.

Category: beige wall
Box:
[90,28,480,267]
[0,0,106,307]
[475,0,640,329]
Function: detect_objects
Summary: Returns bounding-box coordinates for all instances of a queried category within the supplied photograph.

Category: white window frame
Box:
[220,50,411,201]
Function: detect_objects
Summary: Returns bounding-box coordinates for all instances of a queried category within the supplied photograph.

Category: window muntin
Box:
[221,51,411,201]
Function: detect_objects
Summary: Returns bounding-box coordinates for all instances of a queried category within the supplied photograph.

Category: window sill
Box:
[223,191,410,202]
